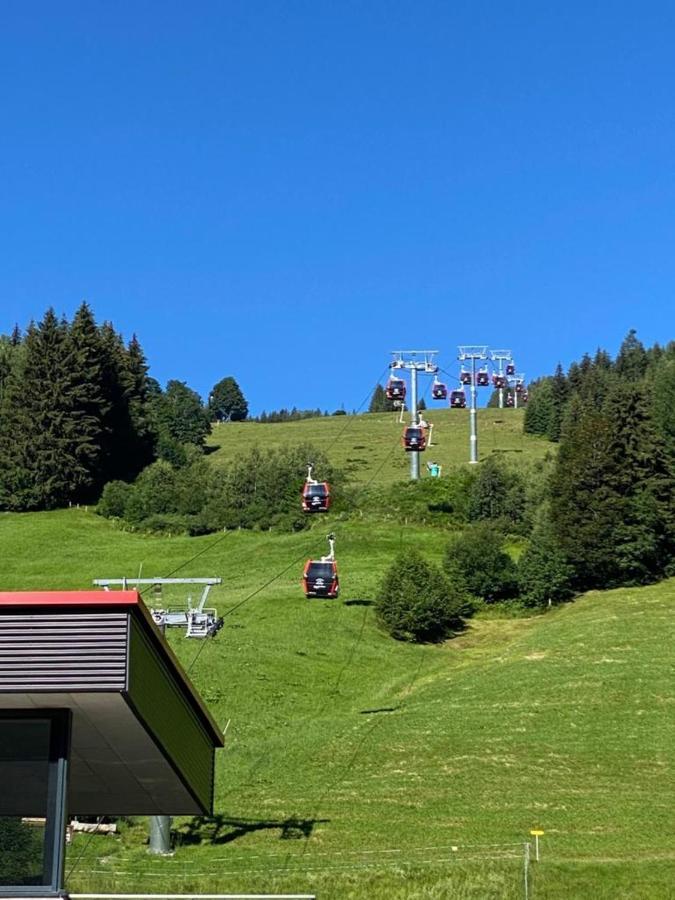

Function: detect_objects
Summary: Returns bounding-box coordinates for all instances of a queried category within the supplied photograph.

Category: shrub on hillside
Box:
[518,507,574,607]
[376,550,466,642]
[97,480,133,518]
[98,442,338,535]
[467,457,526,529]
[444,522,518,603]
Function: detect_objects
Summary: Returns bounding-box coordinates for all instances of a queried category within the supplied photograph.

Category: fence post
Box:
[523,841,531,900]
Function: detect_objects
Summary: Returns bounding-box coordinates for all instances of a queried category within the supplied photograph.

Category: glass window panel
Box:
[0,718,54,888]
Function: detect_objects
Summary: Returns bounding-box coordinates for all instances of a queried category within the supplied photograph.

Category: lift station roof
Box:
[0,591,224,816]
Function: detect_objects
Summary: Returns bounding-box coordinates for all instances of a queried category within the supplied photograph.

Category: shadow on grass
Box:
[343,599,373,607]
[177,814,330,846]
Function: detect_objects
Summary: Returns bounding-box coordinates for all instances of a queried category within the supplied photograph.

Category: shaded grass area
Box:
[0,509,672,896]
[206,408,553,486]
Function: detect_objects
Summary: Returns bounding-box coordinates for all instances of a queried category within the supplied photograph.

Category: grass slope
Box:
[207,408,552,485]
[1,509,673,897]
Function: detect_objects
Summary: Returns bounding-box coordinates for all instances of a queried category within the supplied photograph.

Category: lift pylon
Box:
[390,350,439,481]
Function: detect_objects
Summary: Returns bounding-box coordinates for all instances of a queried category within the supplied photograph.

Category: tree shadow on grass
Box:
[176,814,329,846]
[343,599,373,607]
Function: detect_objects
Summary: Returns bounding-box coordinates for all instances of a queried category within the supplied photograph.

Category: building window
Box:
[0,712,70,894]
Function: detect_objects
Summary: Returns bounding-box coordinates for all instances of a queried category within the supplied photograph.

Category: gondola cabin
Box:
[459,369,472,385]
[402,425,427,451]
[385,377,406,401]
[515,380,524,393]
[492,373,506,388]
[302,481,331,513]
[303,559,339,599]
[506,392,515,407]
[476,369,490,387]
[505,362,515,376]
[450,390,467,409]
[522,391,529,404]
[431,380,448,400]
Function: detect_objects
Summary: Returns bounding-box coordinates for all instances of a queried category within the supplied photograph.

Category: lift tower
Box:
[490,349,513,409]
[458,345,488,464]
[390,350,439,480]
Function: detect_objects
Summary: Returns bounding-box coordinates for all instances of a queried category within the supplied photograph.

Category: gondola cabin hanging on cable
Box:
[476,368,490,387]
[301,464,330,513]
[402,425,427,451]
[303,533,339,599]
[385,377,406,401]
[505,362,516,376]
[431,379,448,400]
[492,373,507,388]
[450,389,467,409]
[459,368,472,385]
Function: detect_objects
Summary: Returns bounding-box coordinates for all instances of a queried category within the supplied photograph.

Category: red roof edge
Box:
[0,590,141,607]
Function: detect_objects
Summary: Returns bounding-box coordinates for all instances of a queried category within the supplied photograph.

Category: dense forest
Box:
[0,304,246,510]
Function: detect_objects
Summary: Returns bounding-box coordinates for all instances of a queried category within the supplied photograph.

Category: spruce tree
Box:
[547,363,569,442]
[651,357,675,461]
[601,384,675,583]
[615,329,648,382]
[0,310,95,509]
[549,396,621,589]
[523,378,554,436]
[518,506,573,607]
[68,302,108,499]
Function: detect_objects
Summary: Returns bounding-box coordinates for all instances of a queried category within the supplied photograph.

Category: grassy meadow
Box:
[0,501,673,898]
[206,408,552,485]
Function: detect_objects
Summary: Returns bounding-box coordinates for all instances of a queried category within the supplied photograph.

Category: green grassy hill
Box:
[207,408,552,484]
[1,508,673,898]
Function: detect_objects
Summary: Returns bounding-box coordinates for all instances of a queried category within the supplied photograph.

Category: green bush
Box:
[97,480,133,518]
[468,457,526,529]
[99,442,340,536]
[376,550,466,642]
[444,522,518,603]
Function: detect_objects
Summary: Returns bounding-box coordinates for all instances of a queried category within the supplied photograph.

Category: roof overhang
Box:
[0,592,224,816]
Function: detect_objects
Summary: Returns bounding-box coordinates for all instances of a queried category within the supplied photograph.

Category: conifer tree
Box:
[369,383,395,412]
[549,397,620,589]
[651,356,675,461]
[518,506,573,607]
[601,384,675,583]
[546,363,569,442]
[0,310,95,509]
[523,378,554,436]
[615,329,648,382]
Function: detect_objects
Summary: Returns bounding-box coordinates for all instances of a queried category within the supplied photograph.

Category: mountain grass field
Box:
[206,408,552,484]
[1,492,673,897]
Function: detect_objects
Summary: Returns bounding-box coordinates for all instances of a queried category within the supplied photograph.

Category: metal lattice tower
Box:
[390,350,439,480]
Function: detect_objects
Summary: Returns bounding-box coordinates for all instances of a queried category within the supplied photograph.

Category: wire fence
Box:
[75,841,533,898]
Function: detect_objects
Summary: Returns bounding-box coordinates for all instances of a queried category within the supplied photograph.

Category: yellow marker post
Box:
[530,829,544,861]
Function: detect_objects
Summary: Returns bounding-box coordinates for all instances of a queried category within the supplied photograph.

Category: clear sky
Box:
[1,1,674,413]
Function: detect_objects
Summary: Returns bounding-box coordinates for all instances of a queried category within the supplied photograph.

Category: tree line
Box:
[0,304,248,510]
[523,330,675,594]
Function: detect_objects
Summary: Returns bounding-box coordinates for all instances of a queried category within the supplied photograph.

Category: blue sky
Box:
[1,1,674,413]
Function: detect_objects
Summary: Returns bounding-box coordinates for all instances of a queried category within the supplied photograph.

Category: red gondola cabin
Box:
[476,369,490,387]
[459,369,472,385]
[302,481,331,513]
[402,426,427,451]
[450,390,467,409]
[505,362,515,376]
[302,559,339,599]
[385,377,406,401]
[492,373,506,388]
